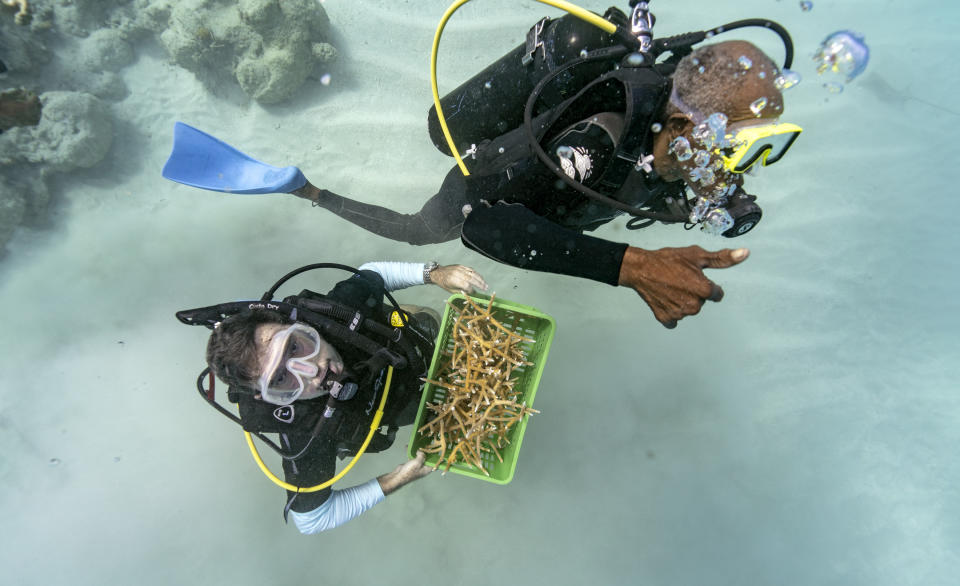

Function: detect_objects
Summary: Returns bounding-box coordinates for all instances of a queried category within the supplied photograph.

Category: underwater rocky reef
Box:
[0,0,338,253]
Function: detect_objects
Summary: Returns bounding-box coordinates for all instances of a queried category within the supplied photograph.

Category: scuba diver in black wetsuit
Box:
[293,4,803,328]
[177,261,489,533]
[163,2,804,328]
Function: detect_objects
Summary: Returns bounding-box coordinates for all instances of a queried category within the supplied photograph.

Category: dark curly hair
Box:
[205,309,293,392]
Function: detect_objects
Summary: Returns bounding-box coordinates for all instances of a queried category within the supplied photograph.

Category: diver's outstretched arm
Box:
[460,201,628,285]
[461,202,748,328]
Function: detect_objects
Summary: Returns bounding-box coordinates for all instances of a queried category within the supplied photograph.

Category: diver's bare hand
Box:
[377,450,433,495]
[618,245,749,328]
[429,264,489,294]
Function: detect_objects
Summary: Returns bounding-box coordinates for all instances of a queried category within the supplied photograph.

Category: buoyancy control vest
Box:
[177,264,435,461]
[226,289,432,457]
[462,61,686,231]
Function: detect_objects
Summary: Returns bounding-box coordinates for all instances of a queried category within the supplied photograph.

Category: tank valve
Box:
[630,2,655,56]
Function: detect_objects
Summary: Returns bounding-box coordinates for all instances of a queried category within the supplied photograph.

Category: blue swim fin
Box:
[161,122,307,194]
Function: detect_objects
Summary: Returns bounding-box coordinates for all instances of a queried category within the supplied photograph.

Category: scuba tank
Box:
[427,7,631,157]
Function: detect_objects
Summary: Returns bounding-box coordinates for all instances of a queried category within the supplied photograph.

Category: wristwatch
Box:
[423,261,439,284]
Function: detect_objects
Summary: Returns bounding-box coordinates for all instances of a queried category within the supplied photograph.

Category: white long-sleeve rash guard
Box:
[289,479,385,534]
[288,261,430,534]
[358,261,430,291]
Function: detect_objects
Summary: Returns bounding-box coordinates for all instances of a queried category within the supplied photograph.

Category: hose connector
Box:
[630,2,654,56]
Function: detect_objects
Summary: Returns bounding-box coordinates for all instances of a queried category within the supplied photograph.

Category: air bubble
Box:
[694,150,711,168]
[484,81,492,89]
[691,113,727,150]
[320,73,332,86]
[702,208,734,235]
[692,123,714,149]
[750,97,768,116]
[689,166,715,186]
[704,180,731,202]
[689,197,711,223]
[738,56,753,70]
[668,136,693,161]
[774,69,802,91]
[706,113,728,140]
[800,1,813,11]
[813,30,870,83]
[650,122,662,133]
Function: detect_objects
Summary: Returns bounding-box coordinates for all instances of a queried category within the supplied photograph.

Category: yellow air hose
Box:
[430,0,619,176]
[245,366,394,493]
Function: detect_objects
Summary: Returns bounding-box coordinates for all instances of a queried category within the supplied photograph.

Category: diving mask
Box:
[721,121,802,174]
[257,323,329,405]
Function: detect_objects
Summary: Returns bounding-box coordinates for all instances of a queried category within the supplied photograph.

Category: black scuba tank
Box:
[427,7,629,157]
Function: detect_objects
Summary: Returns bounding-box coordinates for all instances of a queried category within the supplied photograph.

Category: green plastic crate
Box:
[407,293,556,484]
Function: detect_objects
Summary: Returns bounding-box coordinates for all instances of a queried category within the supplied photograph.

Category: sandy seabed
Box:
[1,1,958,585]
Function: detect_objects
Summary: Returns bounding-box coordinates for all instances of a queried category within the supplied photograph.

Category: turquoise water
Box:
[1,1,958,584]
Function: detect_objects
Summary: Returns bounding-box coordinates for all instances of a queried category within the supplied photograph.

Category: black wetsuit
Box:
[313,106,686,287]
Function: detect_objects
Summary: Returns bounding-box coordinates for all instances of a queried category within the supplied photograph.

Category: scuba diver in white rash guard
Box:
[178,261,487,533]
